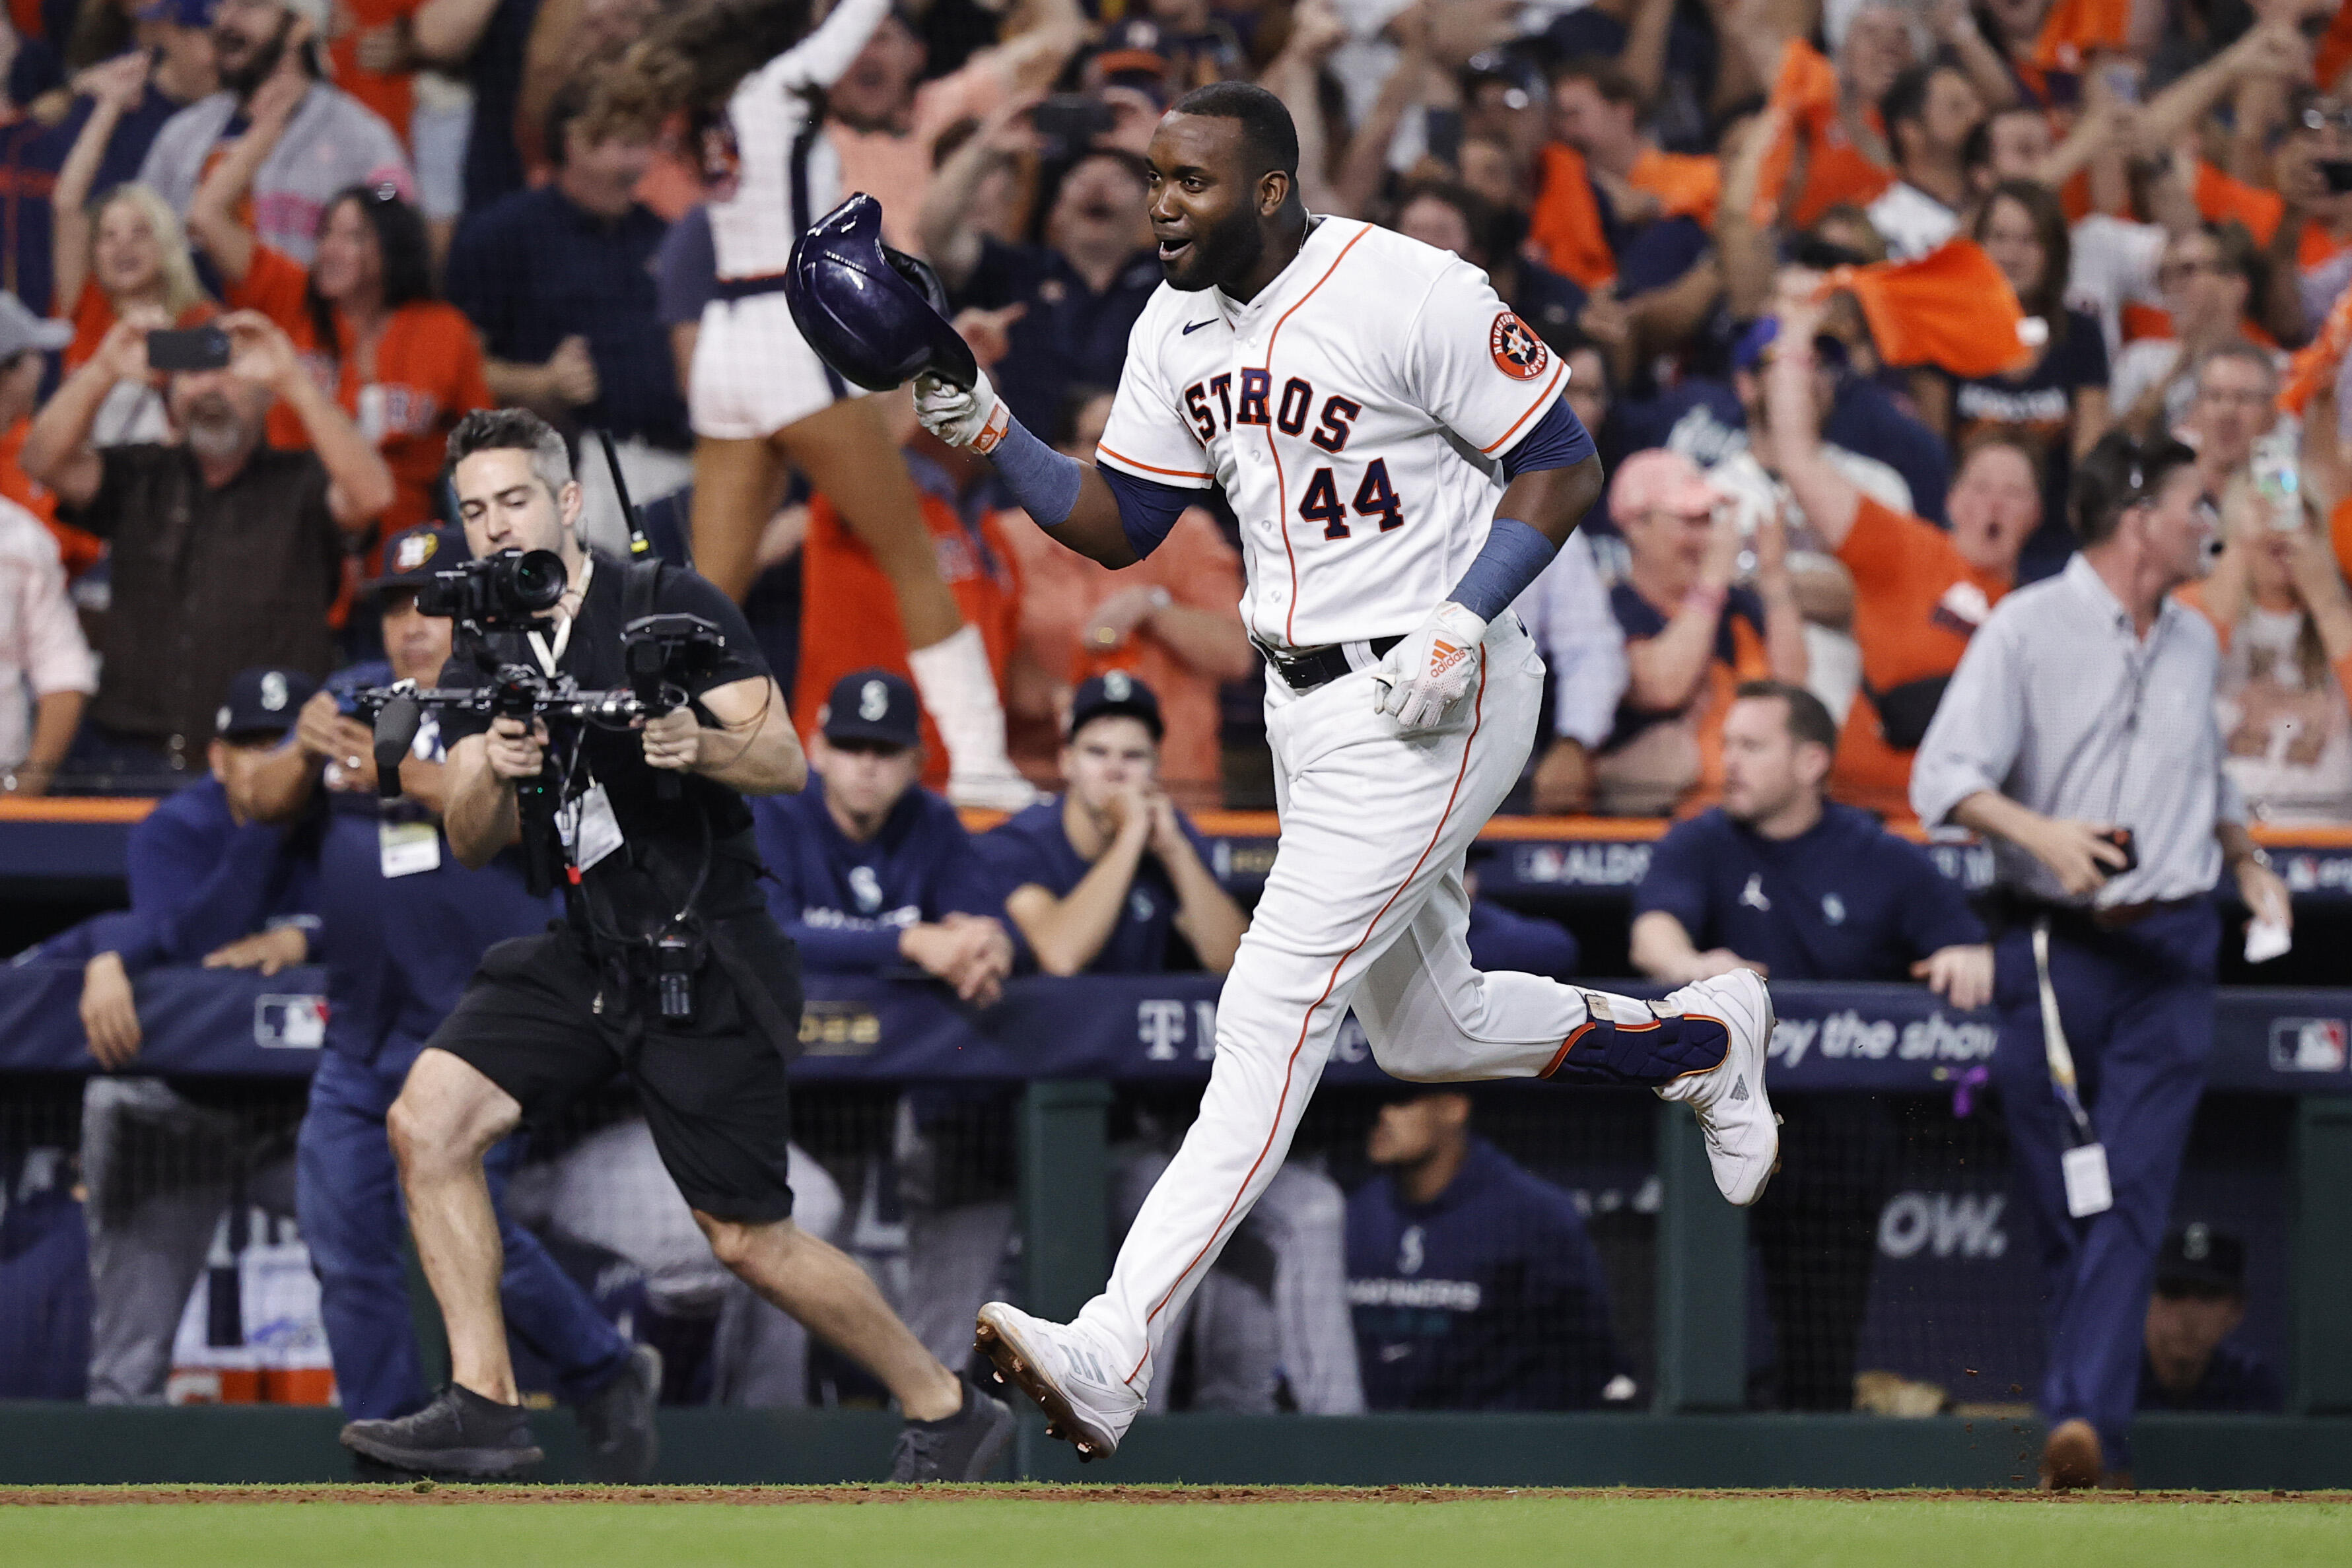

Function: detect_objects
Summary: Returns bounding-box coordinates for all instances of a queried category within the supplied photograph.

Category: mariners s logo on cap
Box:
[1489,312,1547,380]
[859,679,889,722]
[261,672,289,712]
[1103,671,1134,701]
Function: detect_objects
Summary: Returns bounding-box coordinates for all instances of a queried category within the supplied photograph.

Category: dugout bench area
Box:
[3,803,2350,1489]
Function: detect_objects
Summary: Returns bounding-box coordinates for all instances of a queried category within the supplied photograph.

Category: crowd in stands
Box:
[0,0,2326,1422]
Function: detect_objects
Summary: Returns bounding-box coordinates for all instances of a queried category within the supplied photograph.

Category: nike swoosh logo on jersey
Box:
[1182,319,1218,334]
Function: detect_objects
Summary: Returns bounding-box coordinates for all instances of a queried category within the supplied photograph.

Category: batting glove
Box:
[914,370,1011,454]
[1372,601,1488,730]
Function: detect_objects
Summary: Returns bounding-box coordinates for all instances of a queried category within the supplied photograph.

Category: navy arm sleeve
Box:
[1099,462,1201,562]
[1498,395,1599,483]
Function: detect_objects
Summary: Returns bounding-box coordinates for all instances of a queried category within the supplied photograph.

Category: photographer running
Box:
[339,410,1012,1481]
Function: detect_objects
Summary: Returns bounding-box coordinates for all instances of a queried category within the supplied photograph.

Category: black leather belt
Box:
[1260,636,1403,694]
[711,272,791,302]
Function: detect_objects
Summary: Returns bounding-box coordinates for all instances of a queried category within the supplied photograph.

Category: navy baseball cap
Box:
[215,666,318,741]
[1731,317,1850,374]
[364,524,467,595]
[138,0,215,25]
[821,669,922,750]
[1095,18,1173,78]
[1068,670,1163,742]
[2155,1223,2246,1295]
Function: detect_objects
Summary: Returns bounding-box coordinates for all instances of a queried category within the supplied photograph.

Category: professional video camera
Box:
[414,545,568,630]
[353,547,730,897]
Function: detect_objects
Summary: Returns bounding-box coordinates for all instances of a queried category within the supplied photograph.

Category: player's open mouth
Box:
[1157,237,1193,261]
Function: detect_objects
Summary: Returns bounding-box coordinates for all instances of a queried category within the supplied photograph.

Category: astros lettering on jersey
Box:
[1093,217,1568,650]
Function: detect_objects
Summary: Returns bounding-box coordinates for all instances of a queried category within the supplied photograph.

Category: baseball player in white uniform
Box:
[913,82,1779,1460]
[612,0,1030,807]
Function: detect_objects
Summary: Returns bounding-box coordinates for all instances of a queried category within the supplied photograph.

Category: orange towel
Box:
[1529,143,1618,292]
[2281,275,2352,419]
[1823,241,2036,378]
[2194,161,2285,247]
[1632,147,1722,225]
[2032,0,2130,71]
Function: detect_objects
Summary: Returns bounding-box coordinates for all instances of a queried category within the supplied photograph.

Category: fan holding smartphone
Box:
[50,49,217,449]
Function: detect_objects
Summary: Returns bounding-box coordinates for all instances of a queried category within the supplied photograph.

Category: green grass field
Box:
[4,1488,2349,1568]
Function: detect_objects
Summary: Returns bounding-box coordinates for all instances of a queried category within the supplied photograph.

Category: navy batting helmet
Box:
[785,194,979,393]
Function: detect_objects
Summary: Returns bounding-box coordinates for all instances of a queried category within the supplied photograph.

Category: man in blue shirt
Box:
[751,667,1014,1372]
[32,665,322,1406]
[1632,678,1991,1411]
[978,673,1245,976]
[443,80,690,547]
[1346,1088,1629,1411]
[238,526,652,1475]
[753,668,1012,1001]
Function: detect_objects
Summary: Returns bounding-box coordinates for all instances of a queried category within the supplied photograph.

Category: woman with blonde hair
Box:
[2192,475,2352,825]
[51,51,215,446]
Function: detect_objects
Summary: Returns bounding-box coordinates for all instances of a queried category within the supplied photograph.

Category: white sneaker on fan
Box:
[1651,967,1780,1206]
[946,768,1039,811]
[973,1302,1142,1462]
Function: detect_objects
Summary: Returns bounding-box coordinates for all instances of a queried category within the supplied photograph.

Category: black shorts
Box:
[429,929,802,1223]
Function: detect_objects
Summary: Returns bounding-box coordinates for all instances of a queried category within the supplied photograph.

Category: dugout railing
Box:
[2,962,2349,1488]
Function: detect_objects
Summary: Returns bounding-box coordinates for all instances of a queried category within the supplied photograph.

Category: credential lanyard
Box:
[526,555,593,676]
[2032,918,2114,1218]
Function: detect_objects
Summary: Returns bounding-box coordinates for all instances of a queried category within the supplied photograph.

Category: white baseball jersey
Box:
[1093,217,1570,652]
[708,0,890,280]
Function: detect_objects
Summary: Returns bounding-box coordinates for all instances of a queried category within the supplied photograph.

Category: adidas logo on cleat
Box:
[1728,1077,1749,1102]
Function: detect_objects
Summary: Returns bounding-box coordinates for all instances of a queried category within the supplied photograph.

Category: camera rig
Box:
[354,547,728,897]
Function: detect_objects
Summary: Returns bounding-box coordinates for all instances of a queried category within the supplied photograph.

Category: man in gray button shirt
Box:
[1913,431,2292,1490]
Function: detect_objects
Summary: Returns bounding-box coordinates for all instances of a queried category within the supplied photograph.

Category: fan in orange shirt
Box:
[1750,34,1898,230]
[998,390,1257,812]
[331,0,423,153]
[186,69,490,556]
[1764,280,2031,819]
[797,438,1023,798]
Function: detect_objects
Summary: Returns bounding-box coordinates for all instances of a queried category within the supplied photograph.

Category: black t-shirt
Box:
[1947,307,2109,562]
[438,552,773,931]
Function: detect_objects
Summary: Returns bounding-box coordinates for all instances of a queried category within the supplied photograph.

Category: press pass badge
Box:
[2061,1143,2114,1219]
[556,782,624,872]
[2034,920,2114,1218]
[378,819,441,878]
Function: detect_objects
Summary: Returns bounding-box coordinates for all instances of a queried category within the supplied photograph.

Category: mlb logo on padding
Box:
[2269,1017,2347,1073]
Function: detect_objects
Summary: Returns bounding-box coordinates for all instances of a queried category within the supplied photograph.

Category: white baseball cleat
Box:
[1653,968,1781,1206]
[973,1302,1142,1462]
[946,768,1041,812]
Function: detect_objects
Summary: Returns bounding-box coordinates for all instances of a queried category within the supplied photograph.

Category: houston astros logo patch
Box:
[1490,312,1547,380]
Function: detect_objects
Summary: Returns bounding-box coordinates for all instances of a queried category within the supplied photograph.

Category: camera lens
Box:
[499,549,568,613]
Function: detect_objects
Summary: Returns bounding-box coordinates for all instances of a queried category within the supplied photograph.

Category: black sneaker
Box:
[889,1375,1015,1482]
[576,1344,663,1483]
[341,1384,545,1478]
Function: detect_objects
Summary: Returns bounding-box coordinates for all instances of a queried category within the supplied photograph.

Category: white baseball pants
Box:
[1075,615,1647,1392]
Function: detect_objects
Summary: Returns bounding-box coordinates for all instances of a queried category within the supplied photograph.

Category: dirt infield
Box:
[4,1484,2346,1507]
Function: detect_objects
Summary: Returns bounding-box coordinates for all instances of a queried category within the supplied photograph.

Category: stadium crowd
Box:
[0,0,2326,1485]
